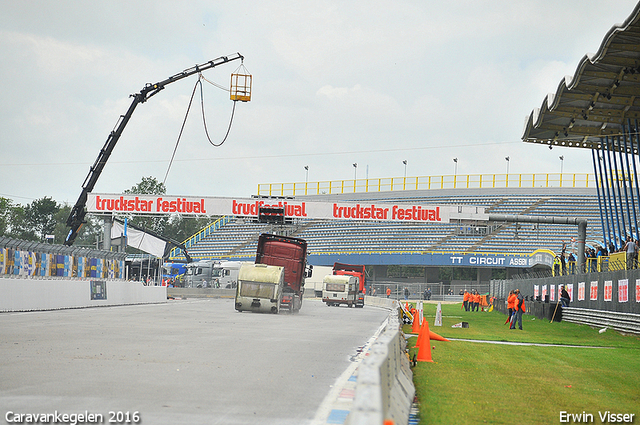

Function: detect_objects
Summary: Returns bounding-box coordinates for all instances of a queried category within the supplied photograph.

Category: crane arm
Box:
[65,53,244,246]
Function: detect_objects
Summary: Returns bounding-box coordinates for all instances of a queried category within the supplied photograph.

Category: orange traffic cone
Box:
[417,321,434,362]
[411,310,421,333]
[429,329,450,342]
[414,321,426,348]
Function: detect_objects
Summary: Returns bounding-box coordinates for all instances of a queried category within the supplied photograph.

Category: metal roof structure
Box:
[522,2,640,151]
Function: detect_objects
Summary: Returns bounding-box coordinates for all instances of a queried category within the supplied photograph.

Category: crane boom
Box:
[65,53,244,246]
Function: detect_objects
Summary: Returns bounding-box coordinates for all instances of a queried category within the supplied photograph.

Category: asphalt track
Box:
[0,298,390,425]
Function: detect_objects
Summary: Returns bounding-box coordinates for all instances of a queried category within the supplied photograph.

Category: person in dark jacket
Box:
[560,285,570,307]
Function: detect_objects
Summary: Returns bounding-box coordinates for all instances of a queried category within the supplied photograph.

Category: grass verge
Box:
[404,303,640,425]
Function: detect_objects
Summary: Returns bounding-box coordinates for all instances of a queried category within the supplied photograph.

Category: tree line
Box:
[0,177,215,251]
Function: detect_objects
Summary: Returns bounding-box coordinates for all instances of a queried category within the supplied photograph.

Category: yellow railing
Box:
[257,173,596,197]
[169,216,229,259]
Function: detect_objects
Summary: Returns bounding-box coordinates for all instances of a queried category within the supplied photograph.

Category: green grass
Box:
[404,303,640,425]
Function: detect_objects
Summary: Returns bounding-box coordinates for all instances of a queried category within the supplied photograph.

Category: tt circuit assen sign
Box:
[87,193,487,223]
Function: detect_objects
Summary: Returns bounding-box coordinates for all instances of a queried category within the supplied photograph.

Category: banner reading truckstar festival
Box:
[87,193,488,223]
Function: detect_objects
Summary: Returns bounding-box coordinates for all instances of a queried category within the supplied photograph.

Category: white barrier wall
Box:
[346,298,415,425]
[0,278,167,312]
[364,295,396,309]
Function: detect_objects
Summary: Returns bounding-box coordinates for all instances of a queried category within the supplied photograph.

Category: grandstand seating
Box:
[173,187,604,261]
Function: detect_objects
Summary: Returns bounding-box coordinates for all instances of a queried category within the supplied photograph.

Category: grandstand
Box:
[170,177,603,287]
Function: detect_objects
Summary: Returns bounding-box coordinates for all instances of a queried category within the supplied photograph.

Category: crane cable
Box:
[200,75,237,148]
[163,74,237,185]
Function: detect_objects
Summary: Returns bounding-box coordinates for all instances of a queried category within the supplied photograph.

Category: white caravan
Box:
[322,274,359,307]
[235,263,285,314]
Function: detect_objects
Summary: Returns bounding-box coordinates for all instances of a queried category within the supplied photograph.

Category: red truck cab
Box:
[255,233,310,312]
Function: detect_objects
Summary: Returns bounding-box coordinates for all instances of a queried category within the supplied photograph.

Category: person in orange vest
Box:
[505,290,516,324]
[386,287,391,298]
[472,290,480,312]
[463,290,470,311]
[510,289,525,330]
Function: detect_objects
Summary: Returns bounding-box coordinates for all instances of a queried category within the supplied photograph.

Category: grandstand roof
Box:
[522,3,640,151]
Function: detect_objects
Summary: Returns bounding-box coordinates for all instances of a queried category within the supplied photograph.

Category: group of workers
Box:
[461,289,529,330]
[462,290,485,312]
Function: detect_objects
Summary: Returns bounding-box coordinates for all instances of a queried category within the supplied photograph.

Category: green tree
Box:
[52,205,101,247]
[121,176,168,235]
[124,176,166,196]
[7,204,37,240]
[0,197,13,236]
[25,197,59,240]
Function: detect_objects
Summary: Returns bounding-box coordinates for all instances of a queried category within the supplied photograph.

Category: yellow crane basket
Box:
[230,64,252,102]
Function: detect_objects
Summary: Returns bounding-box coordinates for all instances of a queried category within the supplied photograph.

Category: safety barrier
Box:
[346,299,415,425]
[0,278,167,312]
[363,295,396,309]
[562,307,640,335]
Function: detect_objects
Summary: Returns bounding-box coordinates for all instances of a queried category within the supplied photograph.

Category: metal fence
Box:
[368,282,488,301]
[491,268,640,315]
[562,307,640,334]
[258,173,596,196]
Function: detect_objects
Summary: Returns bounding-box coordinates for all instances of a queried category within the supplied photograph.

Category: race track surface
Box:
[0,298,389,425]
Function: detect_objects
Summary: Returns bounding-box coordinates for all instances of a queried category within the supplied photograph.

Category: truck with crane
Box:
[63,53,247,249]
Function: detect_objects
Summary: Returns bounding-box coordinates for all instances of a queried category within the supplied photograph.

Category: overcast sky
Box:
[1,1,638,206]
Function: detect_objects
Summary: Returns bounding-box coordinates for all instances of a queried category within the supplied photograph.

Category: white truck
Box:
[322,274,359,307]
[185,260,245,288]
[234,263,285,314]
[211,261,244,288]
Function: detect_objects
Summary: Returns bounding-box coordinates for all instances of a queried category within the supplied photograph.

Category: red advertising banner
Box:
[542,285,547,301]
[87,193,488,223]
[618,279,629,303]
[567,284,573,301]
[534,285,539,299]
[550,284,555,302]
[636,279,640,303]
[590,281,598,301]
[578,281,585,301]
[604,280,613,302]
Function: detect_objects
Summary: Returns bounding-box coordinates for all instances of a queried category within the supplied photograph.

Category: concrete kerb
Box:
[344,297,415,425]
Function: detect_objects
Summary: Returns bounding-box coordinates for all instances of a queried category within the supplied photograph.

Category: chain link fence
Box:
[368,281,489,301]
